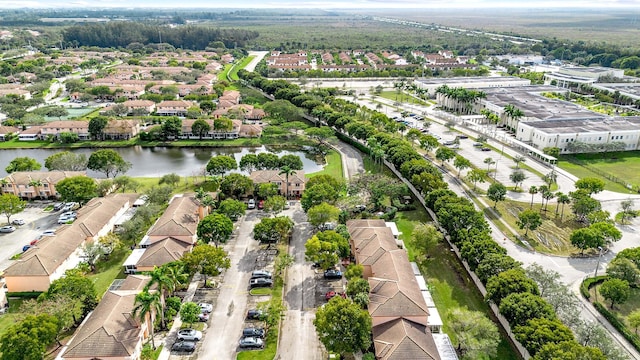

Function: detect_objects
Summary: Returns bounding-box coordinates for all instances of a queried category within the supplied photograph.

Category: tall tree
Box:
[191,119,210,139]
[314,296,372,357]
[307,202,341,229]
[181,244,231,287]
[279,165,295,199]
[453,155,471,178]
[5,156,41,173]
[197,213,233,247]
[575,177,606,195]
[0,314,59,360]
[216,199,246,221]
[517,209,543,236]
[448,307,500,359]
[132,290,161,349]
[499,292,556,327]
[206,155,237,177]
[160,116,182,139]
[87,149,132,178]
[44,151,88,171]
[528,186,538,209]
[147,264,186,329]
[487,183,507,209]
[0,193,26,224]
[410,223,443,261]
[600,278,630,309]
[219,173,254,198]
[88,116,109,140]
[56,176,97,204]
[466,168,486,191]
[510,169,527,191]
[485,268,539,305]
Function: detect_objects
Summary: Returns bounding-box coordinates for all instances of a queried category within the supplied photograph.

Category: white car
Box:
[11,219,25,226]
[0,226,16,233]
[177,329,202,341]
[199,303,213,313]
[41,230,56,237]
[247,199,256,209]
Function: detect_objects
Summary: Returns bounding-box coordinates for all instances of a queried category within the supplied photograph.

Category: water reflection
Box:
[0,146,323,178]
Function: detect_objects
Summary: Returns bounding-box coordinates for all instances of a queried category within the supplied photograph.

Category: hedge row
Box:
[593,301,640,350]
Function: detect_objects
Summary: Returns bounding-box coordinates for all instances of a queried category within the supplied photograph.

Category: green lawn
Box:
[377,91,430,106]
[395,209,519,360]
[133,176,200,194]
[218,64,233,81]
[230,56,255,81]
[306,150,343,180]
[0,299,24,337]
[88,246,132,297]
[559,152,640,194]
[590,284,640,341]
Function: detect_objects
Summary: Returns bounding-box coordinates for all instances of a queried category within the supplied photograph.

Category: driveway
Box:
[0,203,62,271]
[277,202,324,360]
[198,212,263,360]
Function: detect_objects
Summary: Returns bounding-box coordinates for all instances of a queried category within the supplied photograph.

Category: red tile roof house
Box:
[249,170,307,199]
[178,119,241,140]
[40,120,90,140]
[155,100,193,116]
[124,195,205,274]
[347,219,441,360]
[103,120,141,140]
[122,100,156,114]
[17,125,42,141]
[4,194,138,293]
[59,274,154,360]
[218,90,242,107]
[1,171,86,199]
[212,104,266,123]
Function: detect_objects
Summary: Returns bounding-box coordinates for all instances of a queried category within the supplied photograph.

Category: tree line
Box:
[238,69,624,359]
[62,22,259,50]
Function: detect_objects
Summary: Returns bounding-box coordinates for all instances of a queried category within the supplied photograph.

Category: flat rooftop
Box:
[523,116,640,134]
[416,76,527,86]
[561,66,614,74]
[482,85,599,120]
[597,83,640,98]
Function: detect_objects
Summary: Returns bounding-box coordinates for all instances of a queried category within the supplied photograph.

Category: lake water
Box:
[0,146,323,178]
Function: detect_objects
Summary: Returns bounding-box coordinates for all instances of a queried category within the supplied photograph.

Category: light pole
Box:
[594,246,603,277]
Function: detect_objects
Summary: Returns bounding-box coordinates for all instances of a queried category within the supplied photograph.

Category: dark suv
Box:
[250,278,273,288]
[324,269,343,280]
[247,309,264,320]
[243,327,265,338]
[251,270,272,279]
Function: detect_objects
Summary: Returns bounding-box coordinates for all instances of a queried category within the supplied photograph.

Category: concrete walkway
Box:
[157,275,201,360]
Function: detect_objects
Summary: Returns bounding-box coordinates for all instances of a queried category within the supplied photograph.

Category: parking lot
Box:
[0,202,64,271]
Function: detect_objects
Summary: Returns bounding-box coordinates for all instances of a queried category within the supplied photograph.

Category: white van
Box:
[247,199,256,209]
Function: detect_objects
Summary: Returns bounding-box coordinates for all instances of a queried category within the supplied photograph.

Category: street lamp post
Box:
[594,246,604,277]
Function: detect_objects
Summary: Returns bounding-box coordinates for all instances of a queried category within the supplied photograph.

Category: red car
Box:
[325,291,346,301]
[258,200,264,210]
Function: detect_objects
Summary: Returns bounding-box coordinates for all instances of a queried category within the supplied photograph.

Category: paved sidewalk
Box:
[157,275,201,360]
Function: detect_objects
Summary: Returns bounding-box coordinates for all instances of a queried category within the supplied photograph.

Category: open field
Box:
[306,150,342,180]
[483,199,582,256]
[563,151,640,189]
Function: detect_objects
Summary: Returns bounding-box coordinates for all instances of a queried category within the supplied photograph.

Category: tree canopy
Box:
[44,151,88,171]
[5,156,41,173]
[197,213,234,246]
[87,149,131,178]
[56,176,97,204]
[314,296,372,355]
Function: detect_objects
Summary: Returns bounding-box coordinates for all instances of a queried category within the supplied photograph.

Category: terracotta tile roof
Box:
[146,195,199,244]
[157,100,193,108]
[4,171,86,186]
[136,237,191,268]
[249,170,307,185]
[346,219,387,228]
[123,100,155,107]
[4,194,135,277]
[373,318,441,360]
[0,126,20,134]
[62,275,150,359]
[349,227,398,265]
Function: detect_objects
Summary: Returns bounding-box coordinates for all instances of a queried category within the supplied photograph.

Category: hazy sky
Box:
[3,0,640,9]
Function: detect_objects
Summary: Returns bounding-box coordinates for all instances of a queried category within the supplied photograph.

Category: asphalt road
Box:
[198,212,261,360]
[277,202,323,360]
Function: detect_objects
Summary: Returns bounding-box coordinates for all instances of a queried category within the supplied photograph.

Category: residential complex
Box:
[1,171,87,199]
[249,170,308,199]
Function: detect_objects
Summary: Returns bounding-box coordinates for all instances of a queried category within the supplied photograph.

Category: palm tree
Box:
[557,192,571,220]
[538,185,549,212]
[132,290,161,350]
[147,265,180,330]
[513,155,526,169]
[528,186,538,209]
[484,157,495,173]
[28,179,43,199]
[279,165,295,200]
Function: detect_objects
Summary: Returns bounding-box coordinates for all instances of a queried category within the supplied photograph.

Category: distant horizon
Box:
[3,0,640,10]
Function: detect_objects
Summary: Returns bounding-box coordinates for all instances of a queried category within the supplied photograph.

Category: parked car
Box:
[242,327,265,338]
[199,303,213,313]
[258,200,264,210]
[61,202,79,212]
[58,216,76,224]
[177,329,202,341]
[456,135,469,139]
[53,203,65,211]
[247,199,256,209]
[324,269,343,280]
[11,219,25,226]
[172,340,196,352]
[0,226,16,233]
[198,312,209,322]
[473,142,484,147]
[239,337,264,349]
[325,291,346,301]
[247,309,264,320]
[481,147,492,152]
[41,230,56,237]
[319,222,336,231]
[250,278,273,288]
[251,270,272,279]
[29,239,39,246]
[22,245,31,252]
